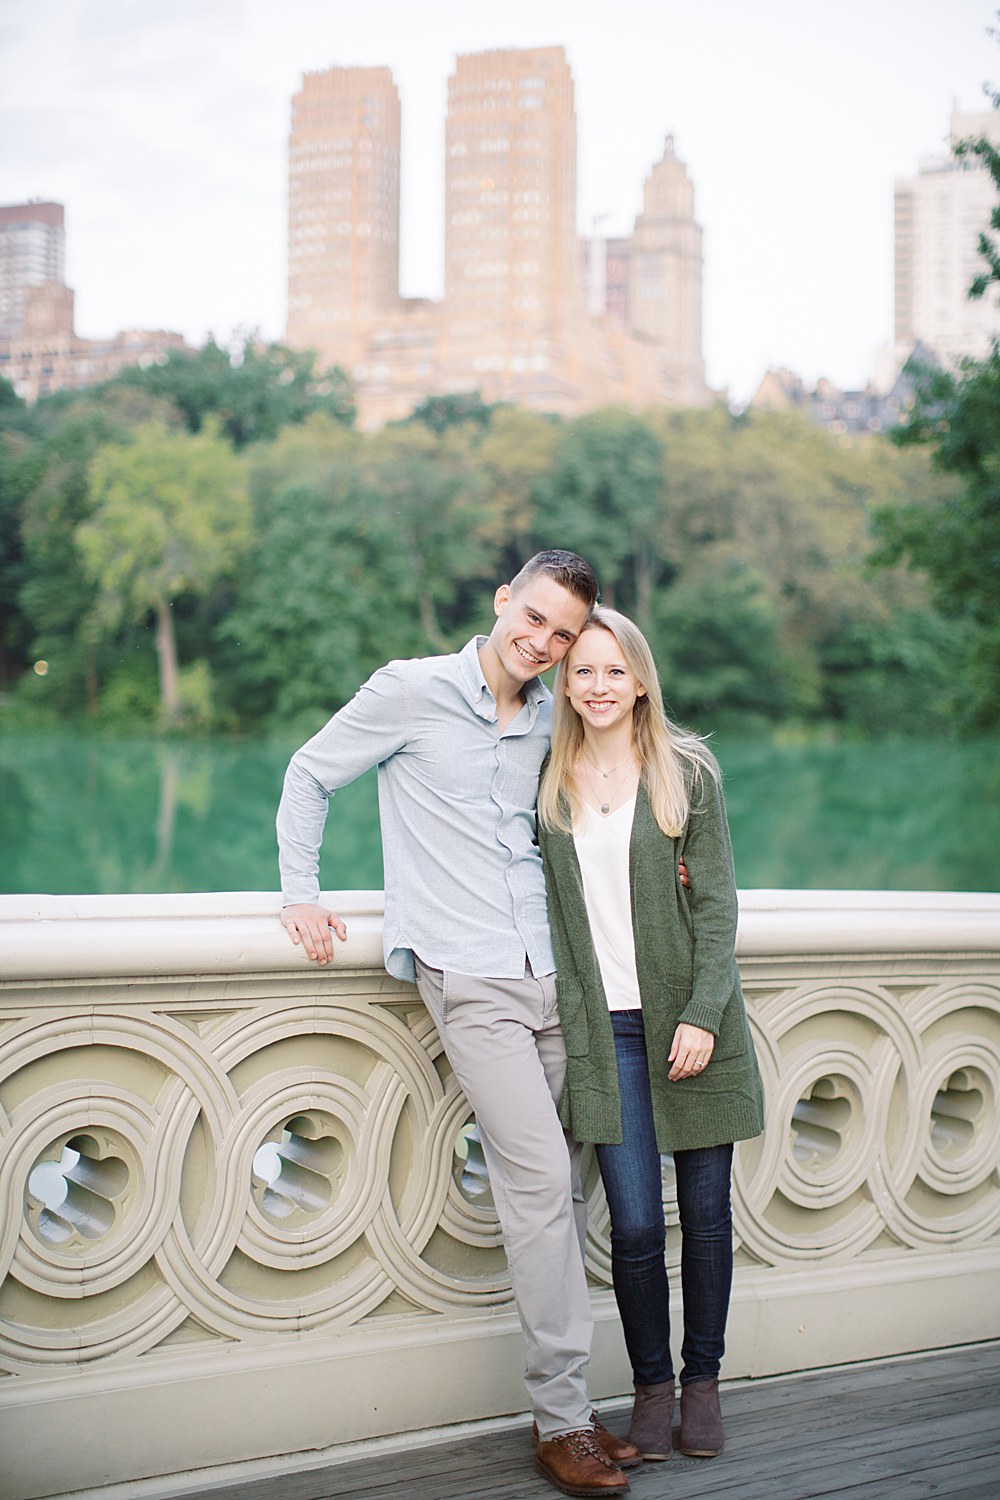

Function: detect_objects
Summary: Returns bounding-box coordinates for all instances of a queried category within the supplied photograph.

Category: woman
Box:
[537,607,764,1463]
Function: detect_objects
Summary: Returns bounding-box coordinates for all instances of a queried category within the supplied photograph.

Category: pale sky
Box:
[0,0,996,401]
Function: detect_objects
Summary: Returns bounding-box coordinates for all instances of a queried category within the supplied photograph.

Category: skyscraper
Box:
[0,201,66,340]
[0,199,187,403]
[628,136,706,405]
[442,46,582,410]
[894,110,1000,367]
[284,50,711,424]
[286,66,401,373]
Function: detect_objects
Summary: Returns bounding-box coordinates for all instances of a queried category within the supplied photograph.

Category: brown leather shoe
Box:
[531,1415,641,1471]
[589,1412,643,1469]
[535,1428,630,1496]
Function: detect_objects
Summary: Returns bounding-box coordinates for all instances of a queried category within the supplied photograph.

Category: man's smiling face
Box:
[489,575,592,689]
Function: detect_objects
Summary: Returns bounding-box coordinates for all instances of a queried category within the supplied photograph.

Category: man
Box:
[278,550,638,1496]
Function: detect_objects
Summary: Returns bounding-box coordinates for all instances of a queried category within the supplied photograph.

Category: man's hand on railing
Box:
[280,866,686,967]
[281,903,348,965]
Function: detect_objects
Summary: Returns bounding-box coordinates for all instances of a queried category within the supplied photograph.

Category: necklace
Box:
[581,755,635,815]
[582,747,633,780]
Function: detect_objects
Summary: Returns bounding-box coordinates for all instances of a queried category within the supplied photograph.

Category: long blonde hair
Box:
[538,607,719,837]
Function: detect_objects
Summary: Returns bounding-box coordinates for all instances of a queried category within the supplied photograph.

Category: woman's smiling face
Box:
[564,624,645,734]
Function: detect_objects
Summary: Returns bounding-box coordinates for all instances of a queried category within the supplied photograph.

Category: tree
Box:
[399,391,507,435]
[222,417,400,721]
[474,406,563,578]
[535,409,668,630]
[955,46,1000,302]
[872,66,1000,727]
[653,551,794,725]
[225,414,517,723]
[0,382,32,688]
[77,423,249,725]
[108,336,355,448]
[15,389,172,714]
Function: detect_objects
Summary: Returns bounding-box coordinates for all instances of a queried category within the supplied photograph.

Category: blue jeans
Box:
[594,1009,734,1387]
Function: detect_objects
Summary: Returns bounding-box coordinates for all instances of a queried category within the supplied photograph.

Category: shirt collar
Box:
[458,635,551,720]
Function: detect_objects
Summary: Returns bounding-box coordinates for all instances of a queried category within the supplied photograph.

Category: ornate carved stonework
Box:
[0,890,997,1497]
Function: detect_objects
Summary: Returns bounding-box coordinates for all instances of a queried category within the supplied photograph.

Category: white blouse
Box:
[573,796,642,1011]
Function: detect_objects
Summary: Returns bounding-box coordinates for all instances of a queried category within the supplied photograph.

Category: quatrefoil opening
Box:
[252,1112,344,1224]
[453,1120,495,1210]
[790,1076,853,1170]
[931,1069,985,1159]
[27,1133,130,1247]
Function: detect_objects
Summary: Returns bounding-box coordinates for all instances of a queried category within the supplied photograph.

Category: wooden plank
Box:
[164,1344,1000,1500]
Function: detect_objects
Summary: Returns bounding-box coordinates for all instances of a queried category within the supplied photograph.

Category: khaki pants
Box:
[414,957,593,1437]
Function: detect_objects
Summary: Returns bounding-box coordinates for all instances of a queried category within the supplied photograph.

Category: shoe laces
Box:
[552,1428,617,1468]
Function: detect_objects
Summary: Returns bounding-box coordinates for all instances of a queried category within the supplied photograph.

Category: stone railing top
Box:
[0,889,997,983]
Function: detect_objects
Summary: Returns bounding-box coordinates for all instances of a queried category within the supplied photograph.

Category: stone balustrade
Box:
[0,889,998,1500]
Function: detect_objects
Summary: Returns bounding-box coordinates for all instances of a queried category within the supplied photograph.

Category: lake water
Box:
[1,729,998,895]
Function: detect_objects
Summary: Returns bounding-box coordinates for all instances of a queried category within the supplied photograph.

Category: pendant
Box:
[600,802,610,815]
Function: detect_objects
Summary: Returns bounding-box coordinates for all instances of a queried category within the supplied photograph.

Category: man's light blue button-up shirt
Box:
[277,636,556,984]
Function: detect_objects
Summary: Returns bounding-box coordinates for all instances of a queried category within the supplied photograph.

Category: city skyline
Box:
[284,51,710,425]
[0,0,997,401]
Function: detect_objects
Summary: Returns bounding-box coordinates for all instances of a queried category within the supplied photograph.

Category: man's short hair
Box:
[509,550,599,609]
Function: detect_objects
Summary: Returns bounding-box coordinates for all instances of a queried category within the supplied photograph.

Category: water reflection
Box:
[0,759,32,888]
[0,731,382,895]
[1,729,998,895]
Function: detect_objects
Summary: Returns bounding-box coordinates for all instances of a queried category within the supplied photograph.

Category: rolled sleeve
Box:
[277,666,408,906]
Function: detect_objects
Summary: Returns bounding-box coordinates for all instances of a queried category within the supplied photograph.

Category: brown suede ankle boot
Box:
[626,1380,675,1461]
[678,1376,723,1457]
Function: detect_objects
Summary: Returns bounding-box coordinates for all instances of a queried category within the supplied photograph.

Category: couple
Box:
[278,551,764,1498]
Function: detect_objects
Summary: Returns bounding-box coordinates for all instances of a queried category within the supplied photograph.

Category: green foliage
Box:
[0,376,22,417]
[652,553,794,726]
[108,336,356,448]
[2,340,970,737]
[878,352,1000,595]
[225,416,511,720]
[535,409,668,629]
[4,341,351,718]
[872,76,1000,729]
[80,423,248,622]
[875,350,1000,727]
[400,390,508,434]
[954,62,1000,300]
[0,433,29,687]
[78,422,250,724]
[212,402,963,733]
[818,608,965,734]
[16,401,143,713]
[97,653,161,724]
[176,659,227,733]
[0,378,76,691]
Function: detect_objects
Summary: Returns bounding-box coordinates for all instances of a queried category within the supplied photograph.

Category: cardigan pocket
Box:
[682,1053,748,1088]
[673,978,748,1063]
[555,978,590,1056]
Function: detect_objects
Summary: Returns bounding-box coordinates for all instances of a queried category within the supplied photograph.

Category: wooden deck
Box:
[161,1343,1000,1500]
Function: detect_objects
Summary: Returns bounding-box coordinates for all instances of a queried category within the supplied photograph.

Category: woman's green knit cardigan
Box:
[538,765,765,1153]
